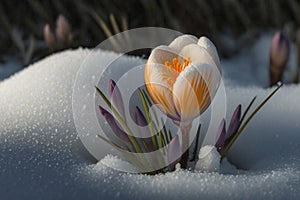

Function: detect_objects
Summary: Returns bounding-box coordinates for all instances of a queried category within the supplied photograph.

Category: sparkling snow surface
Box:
[0,34,300,199]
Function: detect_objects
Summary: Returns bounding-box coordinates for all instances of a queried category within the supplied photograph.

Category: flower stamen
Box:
[162,57,191,86]
[164,57,191,73]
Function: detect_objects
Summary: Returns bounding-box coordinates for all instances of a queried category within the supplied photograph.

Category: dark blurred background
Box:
[0,0,299,68]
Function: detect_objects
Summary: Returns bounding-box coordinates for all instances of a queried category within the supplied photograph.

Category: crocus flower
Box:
[145,35,222,168]
[269,31,289,86]
[145,35,221,125]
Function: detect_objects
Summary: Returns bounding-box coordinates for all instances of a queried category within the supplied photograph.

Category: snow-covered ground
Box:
[0,33,299,199]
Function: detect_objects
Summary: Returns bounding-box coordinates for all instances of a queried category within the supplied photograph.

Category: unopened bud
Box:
[55,15,72,47]
[43,24,55,49]
[269,31,290,86]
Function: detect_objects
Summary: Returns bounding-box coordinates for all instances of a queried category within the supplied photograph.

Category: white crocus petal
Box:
[169,35,198,53]
[172,63,220,123]
[198,37,221,71]
[191,61,221,102]
[147,45,178,65]
[179,44,218,71]
[145,62,179,121]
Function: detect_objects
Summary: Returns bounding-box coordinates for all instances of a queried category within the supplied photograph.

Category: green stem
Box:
[179,123,191,169]
[138,88,158,149]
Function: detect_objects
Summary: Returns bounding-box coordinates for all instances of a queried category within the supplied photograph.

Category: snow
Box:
[0,33,300,199]
[196,145,221,172]
[100,155,139,173]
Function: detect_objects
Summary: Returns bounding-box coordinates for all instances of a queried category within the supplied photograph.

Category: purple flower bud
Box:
[135,106,154,152]
[269,31,289,86]
[43,24,55,49]
[55,15,72,46]
[134,106,148,126]
[270,32,289,67]
[109,79,126,120]
[167,135,181,170]
[215,118,226,151]
[226,104,241,141]
[99,106,134,152]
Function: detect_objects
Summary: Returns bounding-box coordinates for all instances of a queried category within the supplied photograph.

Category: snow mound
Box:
[0,33,300,199]
[196,145,221,172]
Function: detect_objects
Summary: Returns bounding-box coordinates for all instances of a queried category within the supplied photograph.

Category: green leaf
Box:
[138,88,158,149]
[239,96,257,128]
[190,124,201,162]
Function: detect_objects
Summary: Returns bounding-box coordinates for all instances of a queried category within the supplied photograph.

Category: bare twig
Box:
[109,14,120,35]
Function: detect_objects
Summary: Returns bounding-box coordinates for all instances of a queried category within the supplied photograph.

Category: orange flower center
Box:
[164,57,191,73]
[162,57,191,86]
